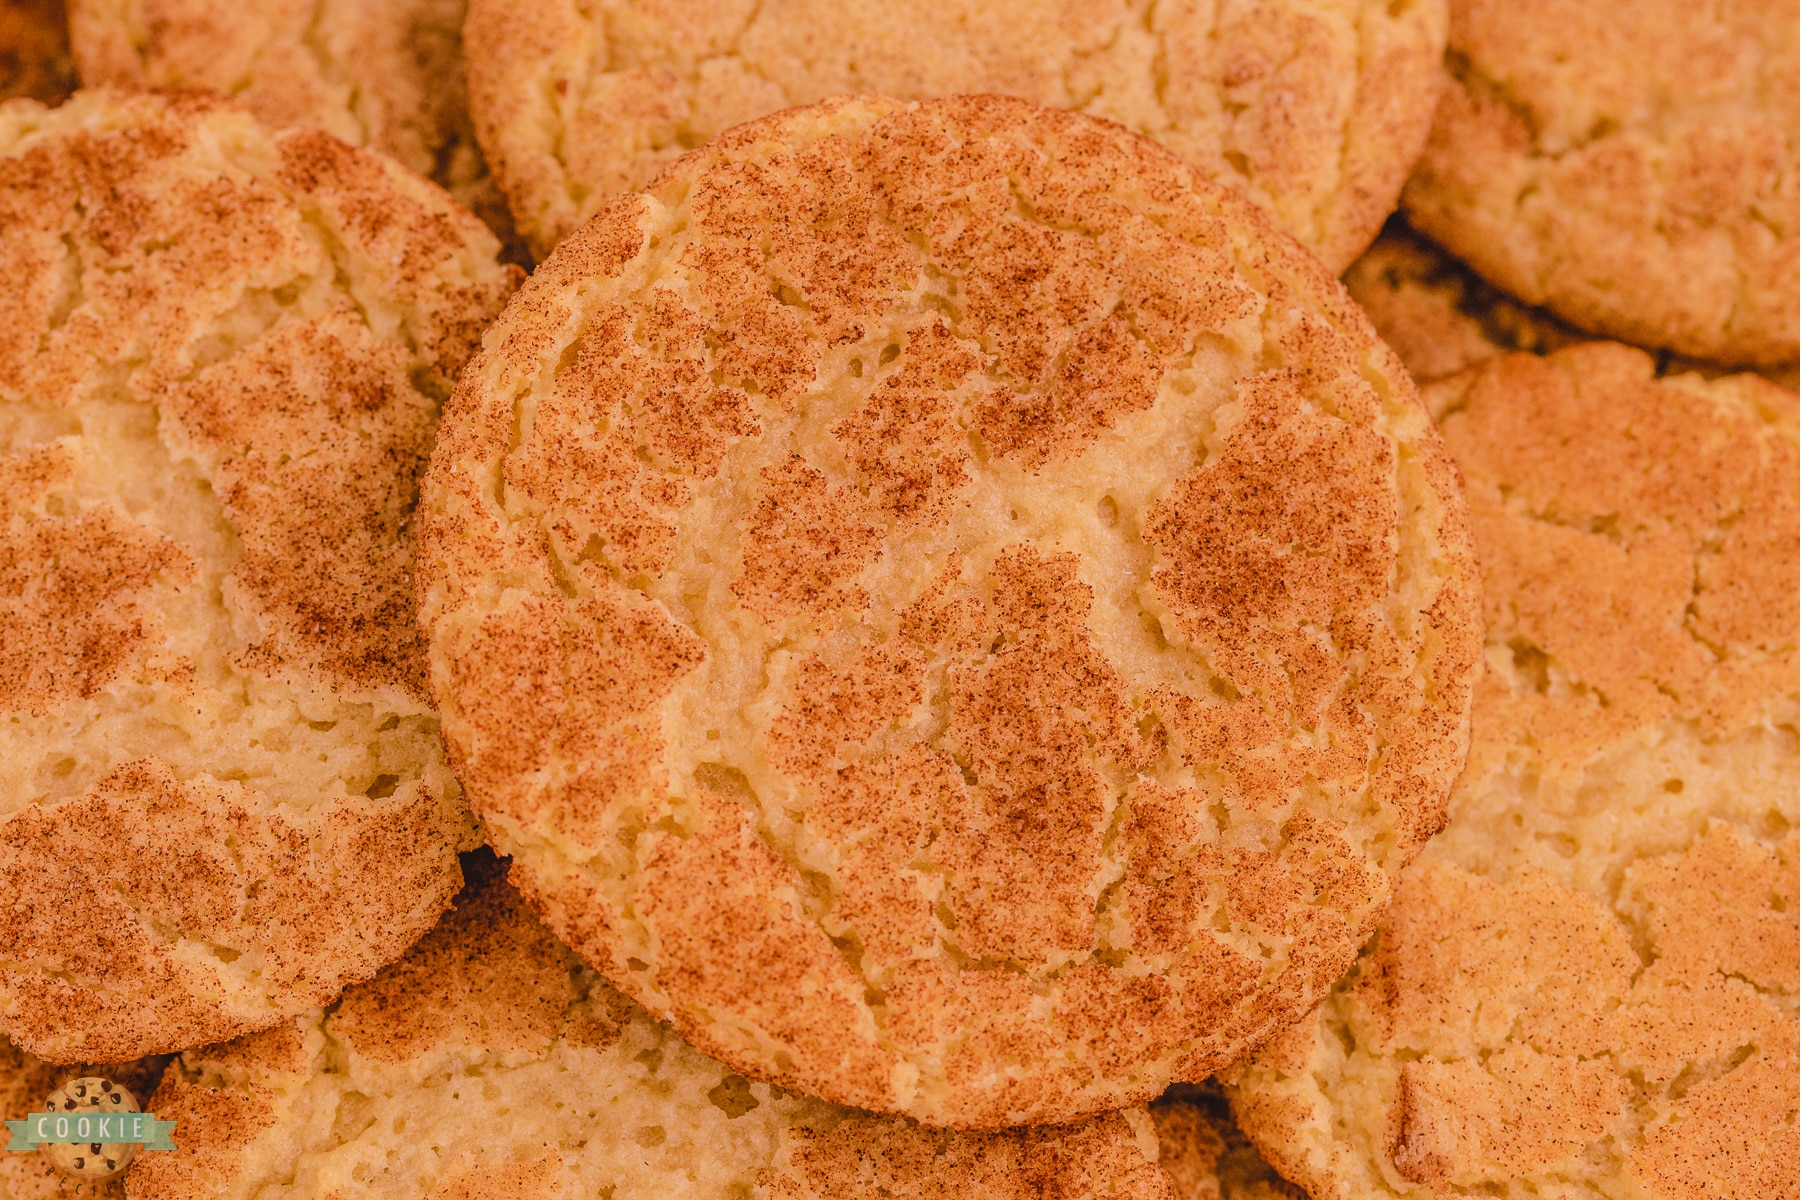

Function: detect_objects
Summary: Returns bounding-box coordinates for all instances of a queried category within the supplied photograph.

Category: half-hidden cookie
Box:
[1341,219,1581,385]
[417,94,1482,1127]
[462,0,1449,269]
[0,0,76,105]
[0,89,519,1063]
[132,853,1177,1200]
[66,0,523,261]
[1403,0,1800,368]
[0,1037,167,1199]
[1152,1085,1301,1200]
[1227,342,1800,1198]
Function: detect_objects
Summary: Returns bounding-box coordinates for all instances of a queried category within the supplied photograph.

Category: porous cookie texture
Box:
[1152,1085,1300,1200]
[132,854,1177,1200]
[418,95,1482,1127]
[462,0,1448,268]
[0,1038,166,1199]
[67,0,522,260]
[1405,0,1800,368]
[0,89,519,1062]
[1227,342,1800,1199]
[0,0,76,105]
[1341,220,1579,385]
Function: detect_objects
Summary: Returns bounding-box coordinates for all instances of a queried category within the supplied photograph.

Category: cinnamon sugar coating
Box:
[419,95,1480,1126]
[1404,0,1800,367]
[67,0,524,260]
[461,0,1448,269]
[130,854,1177,1200]
[0,90,518,1062]
[1152,1084,1302,1200]
[1229,343,1800,1199]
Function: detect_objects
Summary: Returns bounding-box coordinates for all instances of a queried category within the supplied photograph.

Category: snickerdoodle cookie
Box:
[418,95,1481,1127]
[1404,0,1800,368]
[1229,342,1800,1199]
[66,0,521,258]
[0,89,518,1063]
[462,0,1448,268]
[132,855,1177,1200]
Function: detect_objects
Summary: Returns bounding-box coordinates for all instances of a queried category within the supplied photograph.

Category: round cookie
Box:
[1341,220,1580,385]
[66,0,524,261]
[418,95,1482,1126]
[0,0,76,105]
[0,89,519,1062]
[1403,0,1800,368]
[1227,342,1800,1198]
[132,854,1178,1200]
[0,1039,166,1199]
[462,0,1449,268]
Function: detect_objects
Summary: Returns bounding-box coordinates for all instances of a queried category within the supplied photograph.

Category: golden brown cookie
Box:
[1228,342,1800,1198]
[1403,0,1800,368]
[0,1038,166,1199]
[131,852,1177,1200]
[1341,220,1581,385]
[0,89,519,1063]
[463,0,1449,268]
[0,0,76,105]
[418,94,1482,1127]
[66,0,524,261]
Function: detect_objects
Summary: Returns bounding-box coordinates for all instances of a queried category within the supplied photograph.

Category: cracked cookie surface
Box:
[1228,342,1800,1199]
[0,89,518,1062]
[131,852,1177,1200]
[418,94,1481,1127]
[1403,0,1800,367]
[462,0,1447,270]
[67,0,525,262]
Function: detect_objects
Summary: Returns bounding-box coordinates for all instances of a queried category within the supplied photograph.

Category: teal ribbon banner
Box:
[6,1112,177,1151]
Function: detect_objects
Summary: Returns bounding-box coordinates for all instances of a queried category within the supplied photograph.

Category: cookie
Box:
[66,0,525,262]
[0,89,519,1062]
[0,1038,166,1199]
[462,0,1449,268]
[1151,1085,1301,1200]
[131,853,1177,1200]
[1403,0,1800,368]
[0,0,76,105]
[1228,342,1800,1198]
[418,94,1482,1127]
[1342,220,1581,385]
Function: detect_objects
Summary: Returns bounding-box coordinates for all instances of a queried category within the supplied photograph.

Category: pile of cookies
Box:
[0,1,1793,1197]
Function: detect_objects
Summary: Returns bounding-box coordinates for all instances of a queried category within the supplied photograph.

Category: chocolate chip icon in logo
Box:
[6,1075,177,1181]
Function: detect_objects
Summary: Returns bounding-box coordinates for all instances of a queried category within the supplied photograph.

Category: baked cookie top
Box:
[1228,342,1800,1199]
[132,853,1178,1200]
[67,0,522,260]
[462,0,1448,268]
[418,94,1481,1126]
[1404,0,1800,368]
[0,89,517,1062]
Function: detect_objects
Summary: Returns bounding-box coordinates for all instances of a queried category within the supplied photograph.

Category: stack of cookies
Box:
[0,2,1791,1198]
